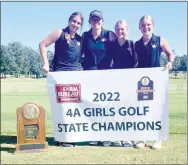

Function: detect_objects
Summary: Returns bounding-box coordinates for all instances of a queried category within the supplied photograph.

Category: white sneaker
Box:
[103,141,112,147]
[61,143,75,147]
[89,141,99,145]
[152,140,162,149]
[122,141,132,147]
[135,141,146,149]
[113,141,122,147]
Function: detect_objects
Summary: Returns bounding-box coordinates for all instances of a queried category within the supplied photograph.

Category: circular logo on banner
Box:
[141,77,150,86]
[22,103,40,121]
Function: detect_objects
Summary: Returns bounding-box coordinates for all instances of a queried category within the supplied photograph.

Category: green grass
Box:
[1,75,187,164]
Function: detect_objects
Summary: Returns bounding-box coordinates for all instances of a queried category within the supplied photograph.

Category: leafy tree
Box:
[0,45,18,77]
[172,56,181,78]
[20,46,32,75]
[47,50,54,71]
[160,52,168,67]
[29,50,44,78]
[6,42,24,77]
[180,54,187,79]
[0,45,9,78]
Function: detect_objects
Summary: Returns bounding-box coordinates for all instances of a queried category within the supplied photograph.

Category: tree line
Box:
[0,41,187,78]
[0,42,53,78]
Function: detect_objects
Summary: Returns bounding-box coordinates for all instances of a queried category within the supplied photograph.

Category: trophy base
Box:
[15,142,48,153]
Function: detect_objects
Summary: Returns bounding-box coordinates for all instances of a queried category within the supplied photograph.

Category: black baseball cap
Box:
[89,10,103,20]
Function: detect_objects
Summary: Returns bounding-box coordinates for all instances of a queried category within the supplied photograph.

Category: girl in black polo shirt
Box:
[81,10,116,70]
[39,12,84,73]
[111,19,138,69]
[135,15,174,149]
[81,10,116,147]
[39,12,84,147]
[110,19,138,147]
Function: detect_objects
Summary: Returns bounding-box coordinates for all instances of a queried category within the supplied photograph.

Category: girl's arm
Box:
[160,37,174,70]
[39,29,62,73]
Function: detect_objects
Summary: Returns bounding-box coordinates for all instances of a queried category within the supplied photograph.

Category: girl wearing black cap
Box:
[81,10,116,146]
[39,12,84,147]
[81,10,116,70]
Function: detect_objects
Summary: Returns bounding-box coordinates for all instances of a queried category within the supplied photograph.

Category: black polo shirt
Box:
[81,28,113,70]
[110,40,135,69]
[53,26,81,71]
[135,33,162,68]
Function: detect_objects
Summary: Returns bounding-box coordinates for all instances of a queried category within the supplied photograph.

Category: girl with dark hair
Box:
[39,12,84,73]
[39,12,84,147]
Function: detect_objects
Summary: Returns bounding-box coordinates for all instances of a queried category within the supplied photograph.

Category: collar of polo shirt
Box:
[89,28,106,39]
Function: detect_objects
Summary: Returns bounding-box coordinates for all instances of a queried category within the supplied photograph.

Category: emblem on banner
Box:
[56,84,81,103]
[137,76,155,101]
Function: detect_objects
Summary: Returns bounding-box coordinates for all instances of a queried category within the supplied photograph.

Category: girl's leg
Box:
[152,140,162,149]
[135,141,146,149]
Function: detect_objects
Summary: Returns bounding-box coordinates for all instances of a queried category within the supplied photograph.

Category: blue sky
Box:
[1,2,187,56]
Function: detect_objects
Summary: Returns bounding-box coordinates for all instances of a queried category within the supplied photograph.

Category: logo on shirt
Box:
[101,38,107,42]
[151,44,156,49]
[151,41,157,48]
[136,77,155,101]
[76,41,81,46]
[56,84,81,103]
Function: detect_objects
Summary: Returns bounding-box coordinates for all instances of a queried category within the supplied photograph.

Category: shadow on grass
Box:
[170,132,187,135]
[0,135,90,152]
[169,77,187,79]
[0,146,15,153]
[0,135,57,153]
[0,135,57,146]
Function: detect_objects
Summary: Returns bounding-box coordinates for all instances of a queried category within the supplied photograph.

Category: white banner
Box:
[47,67,169,142]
